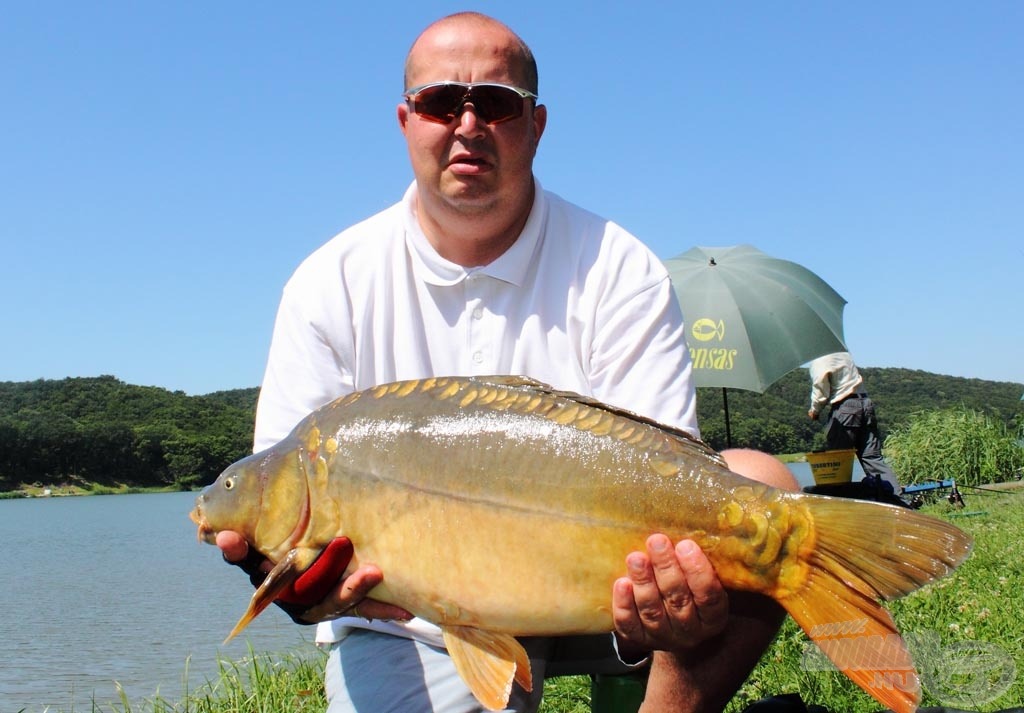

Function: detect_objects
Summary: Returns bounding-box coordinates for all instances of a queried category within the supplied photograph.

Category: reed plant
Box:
[70,648,329,713]
[884,406,1024,486]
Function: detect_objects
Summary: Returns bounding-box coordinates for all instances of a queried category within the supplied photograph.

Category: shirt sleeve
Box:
[253,277,354,452]
[808,359,832,416]
[588,263,699,439]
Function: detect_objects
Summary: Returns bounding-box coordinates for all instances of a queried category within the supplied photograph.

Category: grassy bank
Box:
[34,485,1024,713]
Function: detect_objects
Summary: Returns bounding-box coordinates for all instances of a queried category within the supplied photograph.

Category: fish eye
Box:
[224,477,235,490]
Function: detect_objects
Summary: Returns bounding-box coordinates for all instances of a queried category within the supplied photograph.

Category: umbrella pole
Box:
[722,387,733,448]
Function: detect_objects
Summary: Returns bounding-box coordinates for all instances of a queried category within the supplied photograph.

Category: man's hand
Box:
[808,409,818,420]
[611,534,728,654]
[216,531,412,624]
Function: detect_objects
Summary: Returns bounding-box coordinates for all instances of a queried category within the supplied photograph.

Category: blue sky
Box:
[2,2,1021,395]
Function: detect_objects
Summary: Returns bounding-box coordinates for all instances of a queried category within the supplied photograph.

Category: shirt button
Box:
[472,351,484,364]
[472,307,483,320]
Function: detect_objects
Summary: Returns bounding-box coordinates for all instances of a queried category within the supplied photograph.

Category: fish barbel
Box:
[190,376,971,712]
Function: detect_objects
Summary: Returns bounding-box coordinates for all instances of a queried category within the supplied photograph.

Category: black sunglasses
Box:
[404,82,538,125]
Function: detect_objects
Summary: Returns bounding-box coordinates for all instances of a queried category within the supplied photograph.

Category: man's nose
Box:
[454,103,487,139]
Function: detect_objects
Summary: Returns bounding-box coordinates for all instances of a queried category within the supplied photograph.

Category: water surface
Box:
[1,491,312,713]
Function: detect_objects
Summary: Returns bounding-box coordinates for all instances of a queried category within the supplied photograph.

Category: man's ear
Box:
[531,103,547,149]
[398,103,410,134]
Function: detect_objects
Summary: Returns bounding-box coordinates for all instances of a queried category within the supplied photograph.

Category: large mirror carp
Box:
[191,375,971,712]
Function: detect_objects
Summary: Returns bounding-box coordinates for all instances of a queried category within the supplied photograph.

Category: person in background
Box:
[219,11,797,713]
[808,351,902,494]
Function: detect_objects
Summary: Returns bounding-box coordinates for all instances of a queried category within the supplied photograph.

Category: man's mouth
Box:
[449,152,492,172]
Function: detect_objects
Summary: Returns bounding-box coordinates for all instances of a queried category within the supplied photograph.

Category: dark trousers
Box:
[825,394,901,493]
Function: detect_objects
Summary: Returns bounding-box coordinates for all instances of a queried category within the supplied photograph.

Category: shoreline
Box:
[0,483,186,500]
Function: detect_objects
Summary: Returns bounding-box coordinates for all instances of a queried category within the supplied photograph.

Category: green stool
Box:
[590,670,648,713]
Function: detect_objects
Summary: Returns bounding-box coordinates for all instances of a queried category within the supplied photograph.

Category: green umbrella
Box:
[663,245,848,446]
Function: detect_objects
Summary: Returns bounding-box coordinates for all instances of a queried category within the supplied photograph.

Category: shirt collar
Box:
[403,180,546,287]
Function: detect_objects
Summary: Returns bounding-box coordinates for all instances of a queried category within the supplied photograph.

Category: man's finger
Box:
[614,540,684,650]
[610,577,651,661]
[216,530,249,562]
[300,566,411,624]
[647,534,693,615]
[673,540,728,637]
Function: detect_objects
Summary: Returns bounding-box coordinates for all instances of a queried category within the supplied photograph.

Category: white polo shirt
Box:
[253,179,698,645]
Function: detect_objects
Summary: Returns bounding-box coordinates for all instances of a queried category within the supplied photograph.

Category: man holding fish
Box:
[219,11,798,713]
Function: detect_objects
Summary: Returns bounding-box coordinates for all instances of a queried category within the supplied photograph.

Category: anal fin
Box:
[442,626,532,711]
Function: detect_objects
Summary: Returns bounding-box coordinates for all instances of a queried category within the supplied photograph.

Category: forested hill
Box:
[1,371,1021,492]
[695,367,1023,453]
[0,376,258,492]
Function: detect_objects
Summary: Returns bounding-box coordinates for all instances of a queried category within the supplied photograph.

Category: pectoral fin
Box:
[224,547,320,644]
[441,626,533,711]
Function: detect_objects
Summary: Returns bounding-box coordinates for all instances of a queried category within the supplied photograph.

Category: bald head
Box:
[404,12,538,94]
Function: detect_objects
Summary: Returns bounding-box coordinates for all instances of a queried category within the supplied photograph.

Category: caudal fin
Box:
[779,497,972,713]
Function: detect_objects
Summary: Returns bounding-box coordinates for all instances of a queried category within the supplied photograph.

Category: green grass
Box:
[66,648,332,713]
[41,487,1024,713]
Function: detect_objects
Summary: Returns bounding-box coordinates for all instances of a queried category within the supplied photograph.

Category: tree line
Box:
[695,367,1023,454]
[0,376,256,492]
[1,370,1021,492]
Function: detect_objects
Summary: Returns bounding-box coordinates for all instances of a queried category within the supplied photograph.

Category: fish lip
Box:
[190,506,217,544]
[197,522,216,544]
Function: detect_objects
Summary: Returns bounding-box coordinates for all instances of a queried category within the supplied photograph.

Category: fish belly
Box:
[338,486,662,633]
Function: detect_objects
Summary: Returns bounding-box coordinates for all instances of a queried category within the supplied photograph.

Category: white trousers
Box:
[324,630,636,713]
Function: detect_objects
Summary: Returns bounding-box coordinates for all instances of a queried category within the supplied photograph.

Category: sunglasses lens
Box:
[409,84,528,124]
[469,86,524,124]
[410,84,466,123]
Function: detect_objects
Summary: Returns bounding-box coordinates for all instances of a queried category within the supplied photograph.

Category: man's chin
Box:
[440,185,499,213]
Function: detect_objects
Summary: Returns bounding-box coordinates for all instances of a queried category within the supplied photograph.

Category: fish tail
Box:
[777,498,972,713]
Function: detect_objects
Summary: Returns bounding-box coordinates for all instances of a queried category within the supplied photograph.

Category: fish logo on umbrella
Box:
[691,318,725,342]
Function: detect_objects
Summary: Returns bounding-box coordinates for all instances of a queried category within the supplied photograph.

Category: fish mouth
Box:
[190,507,217,544]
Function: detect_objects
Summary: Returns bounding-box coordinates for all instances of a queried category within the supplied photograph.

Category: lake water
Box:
[0,491,313,713]
[1,462,859,712]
